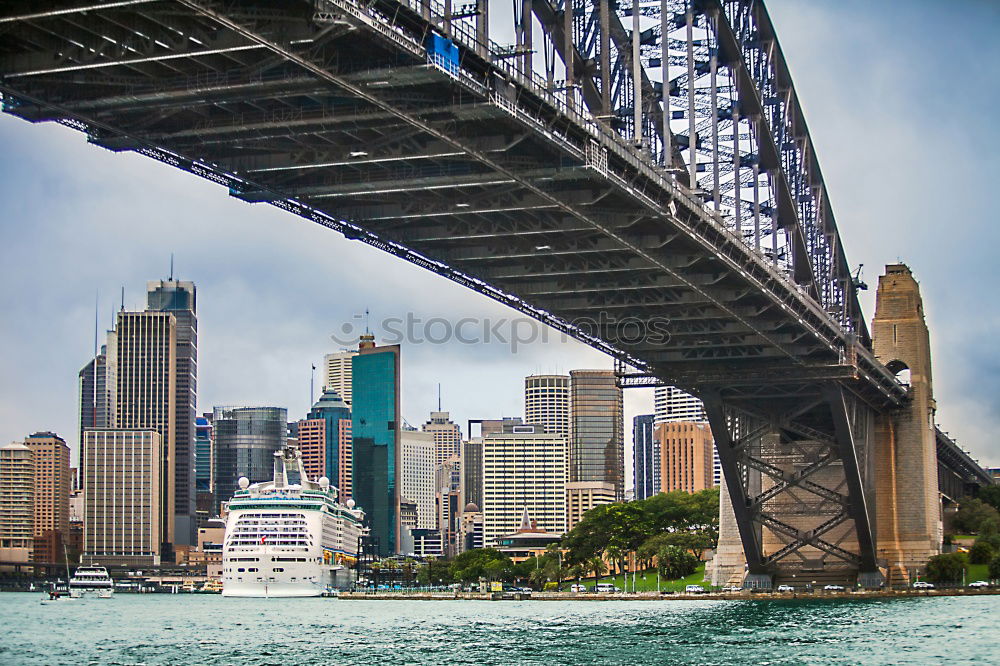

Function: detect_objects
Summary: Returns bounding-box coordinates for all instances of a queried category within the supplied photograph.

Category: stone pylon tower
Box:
[871,264,940,583]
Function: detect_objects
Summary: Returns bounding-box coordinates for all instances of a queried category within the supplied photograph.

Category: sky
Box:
[0,0,997,479]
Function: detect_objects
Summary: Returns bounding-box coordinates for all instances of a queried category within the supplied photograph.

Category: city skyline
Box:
[1,1,999,485]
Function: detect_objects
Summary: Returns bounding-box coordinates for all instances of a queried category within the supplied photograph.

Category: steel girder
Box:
[703,385,880,579]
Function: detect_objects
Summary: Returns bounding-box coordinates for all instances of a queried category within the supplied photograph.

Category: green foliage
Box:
[989,555,1000,581]
[952,498,1000,535]
[925,552,967,584]
[655,545,699,580]
[977,485,1000,513]
[447,548,513,583]
[416,558,453,586]
[969,539,996,565]
[561,488,720,567]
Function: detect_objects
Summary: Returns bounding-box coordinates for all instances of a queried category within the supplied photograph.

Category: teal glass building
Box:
[351,339,401,555]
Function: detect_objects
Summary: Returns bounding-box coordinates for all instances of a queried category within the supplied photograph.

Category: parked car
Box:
[570,583,586,593]
[912,581,935,589]
[721,586,743,593]
[823,584,845,591]
[968,581,990,588]
[685,584,705,594]
[776,585,795,593]
[595,583,621,593]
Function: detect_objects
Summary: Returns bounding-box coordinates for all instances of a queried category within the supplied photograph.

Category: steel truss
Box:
[701,384,879,581]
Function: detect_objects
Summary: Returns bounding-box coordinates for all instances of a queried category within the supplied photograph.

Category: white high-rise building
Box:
[524,374,570,439]
[323,350,357,406]
[481,424,567,546]
[653,386,706,424]
[400,430,436,530]
[422,411,462,466]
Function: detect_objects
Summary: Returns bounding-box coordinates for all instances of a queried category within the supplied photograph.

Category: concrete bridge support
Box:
[871,264,941,585]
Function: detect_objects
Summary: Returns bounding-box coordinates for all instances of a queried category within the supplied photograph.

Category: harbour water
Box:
[2,592,997,664]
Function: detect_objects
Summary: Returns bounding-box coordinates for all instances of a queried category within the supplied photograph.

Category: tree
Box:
[978,485,1000,513]
[449,548,513,583]
[588,556,606,586]
[952,498,1000,534]
[416,558,452,586]
[925,552,967,584]
[656,545,698,580]
[989,555,1000,581]
[969,539,996,565]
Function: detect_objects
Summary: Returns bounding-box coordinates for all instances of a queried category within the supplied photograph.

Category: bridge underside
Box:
[0,0,910,582]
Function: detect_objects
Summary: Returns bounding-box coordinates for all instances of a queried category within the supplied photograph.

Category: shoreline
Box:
[338,588,1000,601]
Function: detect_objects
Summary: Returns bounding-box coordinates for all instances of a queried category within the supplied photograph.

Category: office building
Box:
[303,388,352,492]
[78,346,111,488]
[195,414,212,494]
[147,279,197,546]
[351,335,401,555]
[112,309,177,554]
[462,439,483,511]
[654,386,706,424]
[83,430,162,567]
[298,418,327,482]
[569,370,624,500]
[0,442,34,564]
[656,422,715,493]
[436,455,463,556]
[468,417,522,439]
[481,424,567,547]
[324,350,357,406]
[400,430,436,531]
[211,406,288,508]
[422,410,462,466]
[633,414,658,500]
[524,374,570,439]
[565,481,616,530]
[459,503,484,553]
[24,432,71,564]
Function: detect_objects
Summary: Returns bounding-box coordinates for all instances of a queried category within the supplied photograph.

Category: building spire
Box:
[437,383,441,411]
[169,253,174,281]
[120,286,125,312]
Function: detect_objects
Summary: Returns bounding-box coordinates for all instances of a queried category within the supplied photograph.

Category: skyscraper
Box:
[194,413,214,523]
[24,432,71,564]
[633,414,658,500]
[324,350,357,406]
[0,441,34,564]
[566,481,616,530]
[112,310,177,554]
[211,406,288,509]
[653,386,706,424]
[351,335,401,555]
[400,430,436,531]
[462,438,483,511]
[481,424,567,547]
[83,430,162,566]
[305,388,352,489]
[77,346,110,488]
[146,279,197,546]
[656,422,715,493]
[524,374,570,438]
[569,370,624,500]
[422,410,462,466]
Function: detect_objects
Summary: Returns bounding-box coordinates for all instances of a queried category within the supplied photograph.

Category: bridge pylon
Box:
[871,264,941,585]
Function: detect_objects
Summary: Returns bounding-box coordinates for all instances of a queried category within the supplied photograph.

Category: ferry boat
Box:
[221,445,366,597]
[69,565,114,598]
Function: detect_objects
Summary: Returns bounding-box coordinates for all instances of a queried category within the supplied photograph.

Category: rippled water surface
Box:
[2,593,997,664]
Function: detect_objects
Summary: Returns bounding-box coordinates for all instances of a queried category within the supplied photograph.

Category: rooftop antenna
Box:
[310,363,316,406]
[169,253,174,281]
[364,308,370,335]
[437,383,442,411]
[120,286,125,312]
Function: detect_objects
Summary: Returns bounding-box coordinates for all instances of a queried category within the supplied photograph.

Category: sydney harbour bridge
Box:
[0,0,992,587]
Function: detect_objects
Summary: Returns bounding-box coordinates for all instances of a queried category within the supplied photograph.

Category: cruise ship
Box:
[221,446,366,597]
